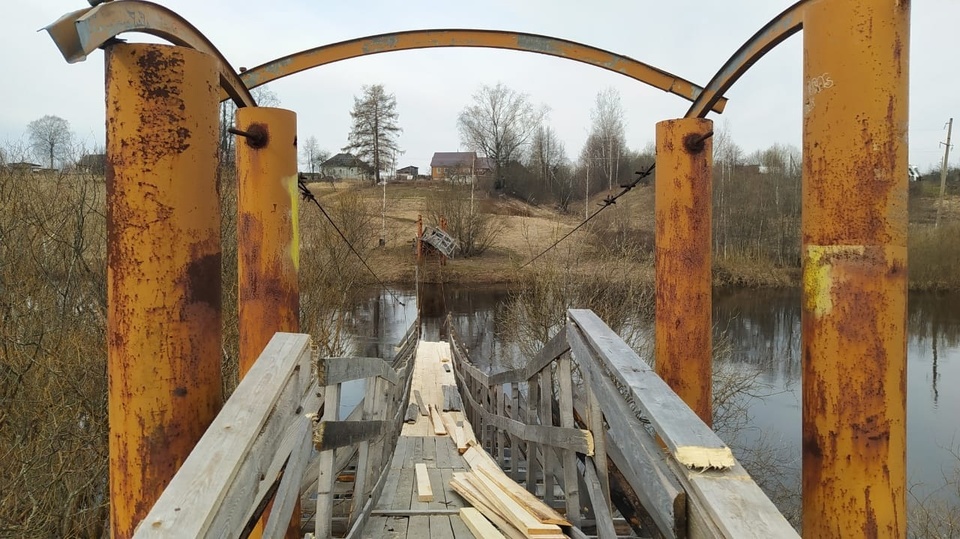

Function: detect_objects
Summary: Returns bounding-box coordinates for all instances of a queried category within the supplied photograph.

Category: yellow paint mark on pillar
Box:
[802,245,865,318]
[285,173,300,271]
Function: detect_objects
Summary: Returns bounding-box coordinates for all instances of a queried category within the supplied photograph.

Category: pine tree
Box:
[344,84,401,183]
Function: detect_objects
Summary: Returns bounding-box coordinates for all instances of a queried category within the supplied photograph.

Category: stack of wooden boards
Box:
[452,446,570,538]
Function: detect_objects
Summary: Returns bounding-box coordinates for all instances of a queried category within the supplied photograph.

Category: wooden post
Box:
[525,373,542,495]
[557,356,581,526]
[654,117,713,426]
[105,43,221,538]
[540,367,555,507]
[802,1,909,535]
[315,379,341,538]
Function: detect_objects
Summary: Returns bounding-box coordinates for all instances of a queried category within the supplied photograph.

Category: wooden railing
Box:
[132,320,419,539]
[448,310,798,539]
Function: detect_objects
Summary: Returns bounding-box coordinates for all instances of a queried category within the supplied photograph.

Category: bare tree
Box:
[27,115,73,169]
[527,124,573,209]
[301,136,329,176]
[343,84,401,184]
[586,87,627,190]
[458,82,546,191]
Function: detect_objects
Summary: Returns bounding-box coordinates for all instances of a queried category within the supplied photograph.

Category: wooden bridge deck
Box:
[361,341,474,538]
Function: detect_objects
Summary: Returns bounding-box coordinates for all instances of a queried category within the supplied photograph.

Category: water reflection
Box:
[345,285,960,508]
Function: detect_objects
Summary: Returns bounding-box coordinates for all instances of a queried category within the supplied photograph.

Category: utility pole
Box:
[936,118,953,228]
[585,160,590,219]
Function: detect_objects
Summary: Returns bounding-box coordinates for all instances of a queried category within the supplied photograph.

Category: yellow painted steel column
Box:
[235,107,301,538]
[654,118,713,426]
[236,107,300,374]
[802,1,909,537]
[105,43,221,538]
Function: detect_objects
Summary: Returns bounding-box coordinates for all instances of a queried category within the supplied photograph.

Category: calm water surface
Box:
[345,285,960,508]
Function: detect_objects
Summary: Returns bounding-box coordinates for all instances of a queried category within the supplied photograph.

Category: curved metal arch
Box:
[238,29,727,114]
[685,0,808,119]
[45,0,256,107]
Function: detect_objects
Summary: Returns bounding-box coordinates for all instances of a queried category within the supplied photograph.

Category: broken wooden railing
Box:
[132,319,419,539]
[311,319,419,537]
[448,310,798,539]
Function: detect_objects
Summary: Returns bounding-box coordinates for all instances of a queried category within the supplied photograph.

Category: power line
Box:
[297,179,406,306]
[518,161,657,270]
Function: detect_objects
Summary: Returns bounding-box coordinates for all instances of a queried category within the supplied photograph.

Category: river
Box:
[343,285,960,518]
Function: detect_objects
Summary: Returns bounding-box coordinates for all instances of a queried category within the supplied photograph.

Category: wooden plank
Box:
[460,507,506,539]
[457,379,593,455]
[582,457,617,539]
[407,515,431,537]
[431,405,449,436]
[579,358,610,513]
[134,333,312,539]
[430,515,456,539]
[416,463,434,502]
[473,464,569,526]
[315,420,387,450]
[405,403,420,423]
[440,413,463,449]
[440,468,463,508]
[495,388,506,468]
[392,468,416,510]
[539,367,555,508]
[509,383,520,480]
[464,472,562,536]
[567,310,734,469]
[263,424,314,538]
[450,475,525,539]
[443,384,463,411]
[315,381,342,539]
[415,390,429,416]
[669,460,799,539]
[449,511,474,539]
[488,328,570,386]
[360,516,388,539]
[557,355,581,527]
[372,509,461,516]
[524,375,541,496]
[567,322,686,538]
[318,356,399,386]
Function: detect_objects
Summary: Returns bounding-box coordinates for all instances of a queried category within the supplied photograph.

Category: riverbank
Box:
[307,181,960,290]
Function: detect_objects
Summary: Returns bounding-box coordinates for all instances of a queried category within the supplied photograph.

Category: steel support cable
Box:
[518,129,713,270]
[297,180,405,306]
[518,163,656,270]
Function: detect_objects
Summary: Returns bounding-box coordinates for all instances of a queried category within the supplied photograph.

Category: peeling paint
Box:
[803,245,866,317]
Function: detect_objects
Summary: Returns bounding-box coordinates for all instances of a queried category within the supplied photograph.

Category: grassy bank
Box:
[313,180,960,291]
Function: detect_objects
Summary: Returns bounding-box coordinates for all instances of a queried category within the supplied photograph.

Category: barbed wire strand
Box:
[518,161,657,270]
[297,179,406,306]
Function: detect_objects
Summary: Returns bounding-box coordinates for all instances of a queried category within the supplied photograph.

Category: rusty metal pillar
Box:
[802,1,909,536]
[654,118,713,426]
[105,43,221,538]
[235,107,301,538]
[236,107,300,374]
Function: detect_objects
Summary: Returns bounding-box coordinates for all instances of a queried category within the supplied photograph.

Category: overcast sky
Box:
[3,1,958,174]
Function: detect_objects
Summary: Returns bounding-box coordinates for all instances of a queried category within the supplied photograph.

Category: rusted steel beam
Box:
[239,30,726,113]
[235,107,300,374]
[655,118,713,426]
[105,43,222,538]
[685,0,808,119]
[801,1,909,537]
[235,107,301,539]
[44,1,255,107]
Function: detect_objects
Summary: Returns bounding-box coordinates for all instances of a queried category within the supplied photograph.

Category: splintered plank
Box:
[416,463,434,502]
[460,507,507,539]
[567,310,734,469]
[430,405,448,436]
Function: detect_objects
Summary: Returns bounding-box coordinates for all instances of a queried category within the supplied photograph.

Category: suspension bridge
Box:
[41,0,909,537]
